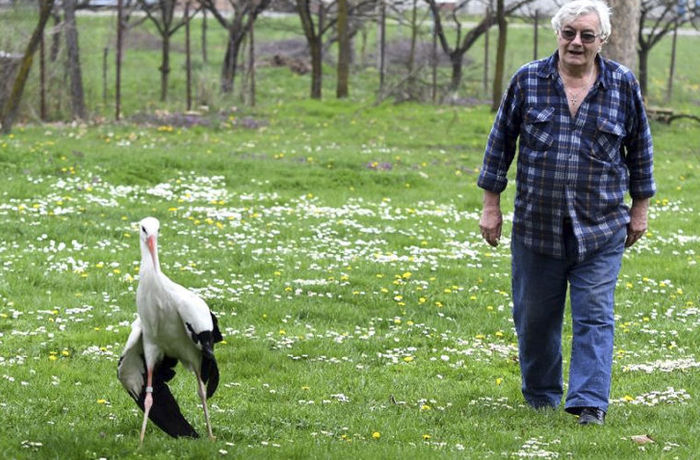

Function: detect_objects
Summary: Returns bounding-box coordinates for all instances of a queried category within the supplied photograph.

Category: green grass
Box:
[0,99,699,459]
[0,6,699,460]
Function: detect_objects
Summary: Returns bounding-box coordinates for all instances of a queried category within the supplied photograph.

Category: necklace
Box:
[567,85,588,105]
[560,65,595,106]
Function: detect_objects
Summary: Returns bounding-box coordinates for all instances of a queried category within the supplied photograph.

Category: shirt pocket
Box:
[522,106,555,151]
[592,118,626,162]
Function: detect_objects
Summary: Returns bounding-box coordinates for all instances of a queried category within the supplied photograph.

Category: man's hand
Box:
[626,198,650,247]
[480,190,503,247]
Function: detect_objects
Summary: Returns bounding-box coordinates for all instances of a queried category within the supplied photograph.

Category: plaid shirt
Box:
[478,52,656,261]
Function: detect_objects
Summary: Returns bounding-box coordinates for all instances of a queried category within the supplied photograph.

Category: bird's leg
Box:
[139,369,154,447]
[196,374,215,440]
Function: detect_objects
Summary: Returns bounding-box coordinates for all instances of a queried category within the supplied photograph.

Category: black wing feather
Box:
[197,312,223,398]
[133,356,199,439]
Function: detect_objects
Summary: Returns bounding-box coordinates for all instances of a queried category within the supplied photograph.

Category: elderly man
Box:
[477,0,655,425]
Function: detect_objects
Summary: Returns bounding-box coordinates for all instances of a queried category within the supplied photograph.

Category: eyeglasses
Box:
[560,28,600,44]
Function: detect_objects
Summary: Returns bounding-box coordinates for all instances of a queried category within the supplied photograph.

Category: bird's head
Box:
[139,217,160,271]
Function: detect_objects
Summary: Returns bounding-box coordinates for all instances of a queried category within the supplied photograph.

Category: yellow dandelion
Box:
[372,432,381,440]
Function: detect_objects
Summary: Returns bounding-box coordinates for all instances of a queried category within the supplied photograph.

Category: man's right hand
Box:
[479,190,503,247]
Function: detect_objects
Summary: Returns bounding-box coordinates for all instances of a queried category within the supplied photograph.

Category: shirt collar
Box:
[539,51,610,90]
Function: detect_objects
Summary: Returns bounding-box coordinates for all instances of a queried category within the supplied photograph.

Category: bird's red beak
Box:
[147,235,158,269]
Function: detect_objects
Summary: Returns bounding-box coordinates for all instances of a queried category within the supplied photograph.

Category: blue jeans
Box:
[511,222,626,414]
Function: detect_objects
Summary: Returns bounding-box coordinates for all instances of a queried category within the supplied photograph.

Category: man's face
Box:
[557,13,603,69]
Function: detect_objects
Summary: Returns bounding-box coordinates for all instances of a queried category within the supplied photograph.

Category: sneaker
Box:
[577,407,605,425]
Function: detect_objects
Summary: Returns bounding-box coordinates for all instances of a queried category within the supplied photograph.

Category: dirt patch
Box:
[127,109,267,129]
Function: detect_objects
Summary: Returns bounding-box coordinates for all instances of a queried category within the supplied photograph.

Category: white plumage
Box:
[118,217,222,444]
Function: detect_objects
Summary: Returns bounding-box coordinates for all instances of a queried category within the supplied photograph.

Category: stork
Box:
[118,217,223,445]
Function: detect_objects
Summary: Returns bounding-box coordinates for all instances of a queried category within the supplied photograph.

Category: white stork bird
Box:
[118,217,222,445]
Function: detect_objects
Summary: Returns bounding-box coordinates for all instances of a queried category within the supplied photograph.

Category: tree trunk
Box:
[491,0,506,112]
[605,0,640,72]
[449,53,463,92]
[50,10,61,62]
[431,19,437,103]
[407,0,418,95]
[185,1,192,111]
[483,3,490,93]
[40,29,47,120]
[378,0,386,95]
[201,8,208,64]
[336,0,350,98]
[310,37,322,99]
[160,33,170,101]
[1,0,55,134]
[63,0,87,120]
[248,21,256,107]
[115,0,123,120]
[221,32,240,94]
[533,9,539,60]
[665,23,678,103]
[638,46,649,97]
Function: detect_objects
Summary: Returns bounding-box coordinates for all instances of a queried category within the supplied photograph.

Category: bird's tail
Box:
[134,356,199,438]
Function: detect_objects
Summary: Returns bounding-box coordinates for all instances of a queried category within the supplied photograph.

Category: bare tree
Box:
[638,0,698,96]
[115,0,149,120]
[605,0,640,72]
[296,0,327,99]
[140,0,200,102]
[519,4,544,61]
[199,0,272,94]
[425,0,534,93]
[295,0,374,99]
[1,0,56,135]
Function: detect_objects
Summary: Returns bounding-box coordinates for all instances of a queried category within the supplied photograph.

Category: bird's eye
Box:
[141,226,146,233]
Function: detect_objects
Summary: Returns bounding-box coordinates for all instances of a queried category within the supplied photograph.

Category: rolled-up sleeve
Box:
[478,75,522,194]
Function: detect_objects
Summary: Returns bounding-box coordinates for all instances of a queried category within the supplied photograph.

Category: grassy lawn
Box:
[1,7,699,460]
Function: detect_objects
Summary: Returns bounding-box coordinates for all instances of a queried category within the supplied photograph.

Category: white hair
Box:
[551,0,612,42]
